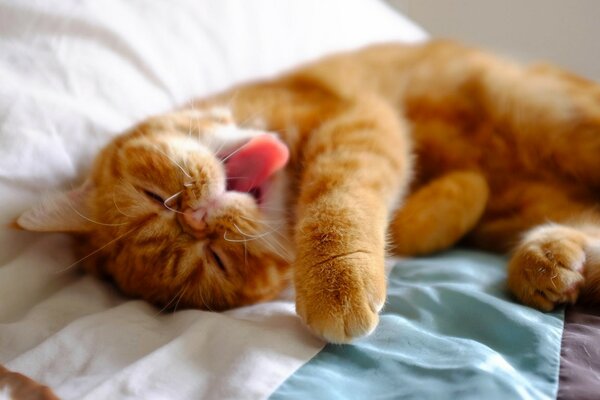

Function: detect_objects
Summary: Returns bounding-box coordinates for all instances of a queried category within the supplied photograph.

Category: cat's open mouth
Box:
[222,134,289,205]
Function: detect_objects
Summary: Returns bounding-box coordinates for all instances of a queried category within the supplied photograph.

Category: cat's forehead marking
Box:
[125,135,210,157]
[185,107,234,129]
[205,106,233,121]
[161,135,210,155]
[212,124,257,142]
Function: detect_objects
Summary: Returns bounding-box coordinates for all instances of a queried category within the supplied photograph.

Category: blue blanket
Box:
[272,250,564,400]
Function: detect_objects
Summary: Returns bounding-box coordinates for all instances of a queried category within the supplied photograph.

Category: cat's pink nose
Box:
[183,208,207,231]
[181,196,222,232]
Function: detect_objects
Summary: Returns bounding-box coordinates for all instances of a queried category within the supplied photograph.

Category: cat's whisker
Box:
[257,206,292,215]
[187,107,205,140]
[260,237,289,261]
[224,223,289,261]
[172,283,189,313]
[66,198,128,227]
[224,91,240,111]
[224,228,274,244]
[234,101,300,136]
[258,230,291,261]
[163,203,184,214]
[154,284,188,316]
[265,230,288,252]
[244,218,286,235]
[197,286,215,312]
[247,220,288,247]
[223,232,254,243]
[187,113,193,138]
[55,226,139,273]
[187,102,202,134]
[211,135,229,157]
[234,104,270,129]
[220,140,254,164]
[240,221,290,253]
[233,223,280,240]
[239,214,285,224]
[112,191,136,218]
[258,234,291,262]
[152,145,193,179]
[163,190,185,214]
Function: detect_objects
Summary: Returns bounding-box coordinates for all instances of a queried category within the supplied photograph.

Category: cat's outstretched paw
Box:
[508,225,587,311]
[294,251,386,343]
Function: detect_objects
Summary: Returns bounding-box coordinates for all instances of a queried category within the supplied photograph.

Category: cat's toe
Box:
[508,226,586,310]
[296,296,380,344]
[294,251,386,343]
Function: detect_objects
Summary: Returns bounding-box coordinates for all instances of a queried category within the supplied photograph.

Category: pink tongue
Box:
[225,134,289,192]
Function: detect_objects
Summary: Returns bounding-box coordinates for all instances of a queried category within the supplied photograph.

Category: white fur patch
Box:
[211,125,262,151]
[162,135,208,155]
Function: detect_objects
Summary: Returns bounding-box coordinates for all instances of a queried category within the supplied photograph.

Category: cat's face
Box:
[18,108,293,310]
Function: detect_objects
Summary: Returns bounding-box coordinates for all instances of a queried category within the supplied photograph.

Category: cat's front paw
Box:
[294,251,386,343]
[508,225,587,311]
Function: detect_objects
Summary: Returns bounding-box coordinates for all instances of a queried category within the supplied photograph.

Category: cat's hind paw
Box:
[508,225,587,311]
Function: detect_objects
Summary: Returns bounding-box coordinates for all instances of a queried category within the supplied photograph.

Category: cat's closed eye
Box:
[208,247,227,272]
[142,189,165,204]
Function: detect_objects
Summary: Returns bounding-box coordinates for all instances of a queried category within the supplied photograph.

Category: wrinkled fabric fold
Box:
[272,250,563,400]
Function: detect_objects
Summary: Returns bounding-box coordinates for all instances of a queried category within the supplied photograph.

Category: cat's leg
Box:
[293,96,411,343]
[508,218,600,310]
[468,181,591,252]
[458,179,600,309]
[390,170,489,256]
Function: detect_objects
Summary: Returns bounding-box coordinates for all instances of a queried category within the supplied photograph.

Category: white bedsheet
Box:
[0,1,426,398]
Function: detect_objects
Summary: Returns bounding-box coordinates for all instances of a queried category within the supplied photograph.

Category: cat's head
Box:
[17,108,293,310]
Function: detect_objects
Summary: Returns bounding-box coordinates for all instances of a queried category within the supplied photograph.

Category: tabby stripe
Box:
[169,249,183,280]
[111,240,125,260]
[109,155,122,179]
[135,237,167,247]
[156,246,171,281]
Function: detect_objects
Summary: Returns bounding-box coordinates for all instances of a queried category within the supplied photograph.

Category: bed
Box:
[0,1,598,399]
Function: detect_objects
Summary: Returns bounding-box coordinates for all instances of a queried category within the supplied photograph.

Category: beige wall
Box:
[386,0,600,81]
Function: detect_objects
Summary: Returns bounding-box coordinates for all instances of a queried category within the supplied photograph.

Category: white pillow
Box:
[0,0,426,190]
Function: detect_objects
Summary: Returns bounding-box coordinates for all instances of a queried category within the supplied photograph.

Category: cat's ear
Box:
[16,181,95,233]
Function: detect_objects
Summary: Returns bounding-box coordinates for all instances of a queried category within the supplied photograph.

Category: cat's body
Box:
[18,40,600,343]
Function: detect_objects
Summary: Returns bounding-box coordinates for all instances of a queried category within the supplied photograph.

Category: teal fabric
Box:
[271,250,564,400]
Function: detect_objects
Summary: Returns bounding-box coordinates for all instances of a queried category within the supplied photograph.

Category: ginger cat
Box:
[18,40,600,343]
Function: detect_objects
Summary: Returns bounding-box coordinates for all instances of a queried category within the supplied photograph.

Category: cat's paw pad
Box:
[508,226,586,311]
[294,251,386,343]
